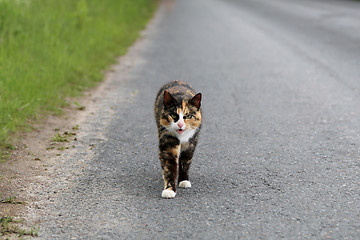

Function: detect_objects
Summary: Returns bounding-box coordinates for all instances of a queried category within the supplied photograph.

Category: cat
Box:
[154,80,202,199]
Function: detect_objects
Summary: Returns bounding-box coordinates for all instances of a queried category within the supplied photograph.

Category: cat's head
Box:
[160,91,202,136]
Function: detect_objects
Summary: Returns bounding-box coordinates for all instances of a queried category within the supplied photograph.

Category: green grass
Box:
[0,0,157,158]
[52,133,68,143]
[1,216,39,237]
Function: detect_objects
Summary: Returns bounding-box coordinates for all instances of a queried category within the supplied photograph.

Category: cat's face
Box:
[160,91,202,140]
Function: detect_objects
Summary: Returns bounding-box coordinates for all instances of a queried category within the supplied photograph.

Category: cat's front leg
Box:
[159,135,180,198]
[178,144,195,188]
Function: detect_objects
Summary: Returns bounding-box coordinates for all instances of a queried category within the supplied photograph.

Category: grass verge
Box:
[0,0,158,159]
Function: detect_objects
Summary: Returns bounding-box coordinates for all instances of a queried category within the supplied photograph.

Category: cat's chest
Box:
[178,128,196,144]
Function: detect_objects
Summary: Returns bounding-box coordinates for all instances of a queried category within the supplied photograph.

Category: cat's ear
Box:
[163,90,176,106]
[189,93,202,110]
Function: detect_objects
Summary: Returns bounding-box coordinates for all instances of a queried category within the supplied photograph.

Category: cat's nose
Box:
[177,122,184,128]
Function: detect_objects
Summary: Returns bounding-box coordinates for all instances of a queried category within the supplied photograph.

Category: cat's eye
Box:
[170,114,178,119]
[184,115,194,119]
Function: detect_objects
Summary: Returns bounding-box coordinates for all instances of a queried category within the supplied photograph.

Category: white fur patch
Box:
[179,180,191,188]
[178,128,195,143]
[161,189,176,198]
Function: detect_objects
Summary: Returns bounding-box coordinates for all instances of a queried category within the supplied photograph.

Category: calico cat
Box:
[154,80,202,199]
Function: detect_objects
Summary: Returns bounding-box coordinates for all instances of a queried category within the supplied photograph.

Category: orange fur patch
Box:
[160,118,170,127]
[167,146,180,158]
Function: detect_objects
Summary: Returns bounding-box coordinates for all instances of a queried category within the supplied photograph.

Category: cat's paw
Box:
[179,180,191,188]
[161,189,176,199]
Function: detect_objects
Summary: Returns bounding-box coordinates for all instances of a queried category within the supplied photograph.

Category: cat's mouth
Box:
[176,129,185,134]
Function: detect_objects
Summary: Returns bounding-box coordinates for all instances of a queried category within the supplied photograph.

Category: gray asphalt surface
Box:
[36,0,360,239]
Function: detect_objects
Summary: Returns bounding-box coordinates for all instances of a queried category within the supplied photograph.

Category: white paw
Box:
[161,189,176,199]
[179,180,191,188]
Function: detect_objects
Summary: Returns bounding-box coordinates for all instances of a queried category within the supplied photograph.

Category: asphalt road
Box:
[36,0,360,239]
